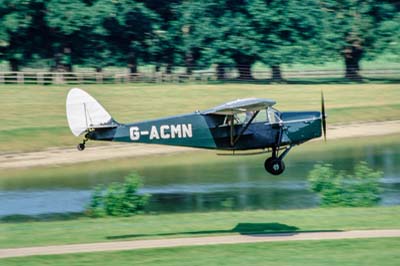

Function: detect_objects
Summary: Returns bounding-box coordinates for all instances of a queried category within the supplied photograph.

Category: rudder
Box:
[66,88,117,136]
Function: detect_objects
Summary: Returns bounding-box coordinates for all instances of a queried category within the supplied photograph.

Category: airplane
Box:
[66,88,327,175]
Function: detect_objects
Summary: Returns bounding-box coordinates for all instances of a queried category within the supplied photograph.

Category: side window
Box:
[219,114,243,126]
[236,113,246,124]
[254,109,268,123]
[267,107,281,124]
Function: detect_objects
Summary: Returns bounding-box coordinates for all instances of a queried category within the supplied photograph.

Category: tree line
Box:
[1,0,399,80]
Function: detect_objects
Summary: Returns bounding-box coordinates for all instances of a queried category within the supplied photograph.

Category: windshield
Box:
[267,107,281,124]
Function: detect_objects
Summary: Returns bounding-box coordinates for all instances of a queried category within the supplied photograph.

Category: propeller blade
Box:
[321,90,327,141]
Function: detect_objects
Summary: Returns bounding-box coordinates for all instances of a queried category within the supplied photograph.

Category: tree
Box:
[248,0,326,81]
[0,0,49,71]
[320,0,400,80]
[173,0,327,81]
[46,0,93,71]
[139,0,181,73]
[169,1,214,75]
[173,0,260,80]
[90,0,160,74]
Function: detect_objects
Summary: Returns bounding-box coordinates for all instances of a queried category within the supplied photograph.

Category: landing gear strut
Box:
[264,146,292,175]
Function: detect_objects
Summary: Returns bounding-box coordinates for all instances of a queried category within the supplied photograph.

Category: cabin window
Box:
[221,114,243,126]
[267,107,281,124]
[242,111,267,124]
[253,109,268,123]
[217,108,280,127]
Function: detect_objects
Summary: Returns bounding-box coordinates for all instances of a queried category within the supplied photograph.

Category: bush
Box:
[308,161,383,207]
[86,173,150,218]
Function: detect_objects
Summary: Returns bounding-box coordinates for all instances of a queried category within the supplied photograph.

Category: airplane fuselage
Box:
[67,89,327,175]
[87,111,322,151]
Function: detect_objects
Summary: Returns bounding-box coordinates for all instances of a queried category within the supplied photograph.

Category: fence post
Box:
[17,72,24,84]
[37,73,44,85]
[52,72,57,84]
[96,73,103,84]
[78,73,83,84]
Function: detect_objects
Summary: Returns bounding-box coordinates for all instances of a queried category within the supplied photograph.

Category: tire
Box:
[77,143,85,151]
[264,157,285,175]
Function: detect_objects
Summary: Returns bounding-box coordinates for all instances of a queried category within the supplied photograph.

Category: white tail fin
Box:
[66,88,116,136]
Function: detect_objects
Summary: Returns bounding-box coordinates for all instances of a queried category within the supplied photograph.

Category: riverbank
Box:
[1,120,400,169]
[1,206,399,249]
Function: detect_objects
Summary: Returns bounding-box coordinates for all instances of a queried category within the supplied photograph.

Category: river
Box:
[0,135,399,216]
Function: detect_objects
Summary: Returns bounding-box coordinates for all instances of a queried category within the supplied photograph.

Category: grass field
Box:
[1,237,400,266]
[1,206,399,249]
[1,83,400,152]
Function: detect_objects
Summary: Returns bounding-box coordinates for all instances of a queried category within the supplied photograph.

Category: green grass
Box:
[1,206,400,249]
[1,83,400,152]
[1,237,400,266]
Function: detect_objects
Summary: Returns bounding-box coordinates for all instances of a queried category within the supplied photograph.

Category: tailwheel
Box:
[77,137,87,151]
[77,143,85,151]
[264,157,285,175]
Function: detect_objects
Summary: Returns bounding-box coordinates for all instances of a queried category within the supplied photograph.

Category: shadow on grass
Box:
[106,223,341,240]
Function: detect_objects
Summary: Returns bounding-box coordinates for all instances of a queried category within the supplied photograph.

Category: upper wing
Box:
[201,98,276,115]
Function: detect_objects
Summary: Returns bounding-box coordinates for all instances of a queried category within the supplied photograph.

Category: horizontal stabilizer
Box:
[66,88,117,136]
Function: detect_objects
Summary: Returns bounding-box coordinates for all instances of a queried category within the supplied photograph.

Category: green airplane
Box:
[66,88,327,175]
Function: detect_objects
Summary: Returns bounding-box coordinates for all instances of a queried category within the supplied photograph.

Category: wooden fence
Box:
[0,68,399,85]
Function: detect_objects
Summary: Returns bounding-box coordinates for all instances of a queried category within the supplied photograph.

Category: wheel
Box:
[264,157,285,175]
[77,143,85,151]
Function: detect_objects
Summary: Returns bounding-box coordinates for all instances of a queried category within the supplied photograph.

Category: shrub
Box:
[86,185,106,218]
[86,173,150,217]
[308,161,383,207]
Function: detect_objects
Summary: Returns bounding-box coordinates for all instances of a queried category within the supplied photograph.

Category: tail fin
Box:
[66,88,118,136]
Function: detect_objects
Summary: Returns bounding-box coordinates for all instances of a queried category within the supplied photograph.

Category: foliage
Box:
[308,161,383,207]
[1,0,399,75]
[86,173,150,217]
[314,0,400,79]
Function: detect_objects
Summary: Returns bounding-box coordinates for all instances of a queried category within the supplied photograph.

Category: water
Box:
[0,135,399,216]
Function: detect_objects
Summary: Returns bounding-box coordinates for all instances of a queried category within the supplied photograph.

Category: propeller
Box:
[321,90,327,141]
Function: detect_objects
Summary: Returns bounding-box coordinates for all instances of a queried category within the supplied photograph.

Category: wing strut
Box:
[230,115,234,146]
[230,111,259,147]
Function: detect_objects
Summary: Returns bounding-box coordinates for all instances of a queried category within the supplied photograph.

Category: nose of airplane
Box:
[280,111,323,143]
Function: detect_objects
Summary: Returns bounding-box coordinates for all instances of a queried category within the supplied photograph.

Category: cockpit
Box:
[218,107,281,127]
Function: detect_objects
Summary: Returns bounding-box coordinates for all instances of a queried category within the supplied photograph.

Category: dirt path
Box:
[1,229,399,259]
[1,120,400,169]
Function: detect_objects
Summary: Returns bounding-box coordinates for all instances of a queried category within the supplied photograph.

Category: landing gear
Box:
[264,157,285,175]
[264,145,292,175]
[77,137,88,151]
[77,143,85,151]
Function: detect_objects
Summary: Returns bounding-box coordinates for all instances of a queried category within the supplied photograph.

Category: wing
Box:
[201,98,276,115]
